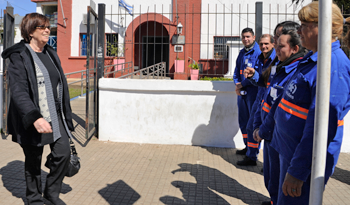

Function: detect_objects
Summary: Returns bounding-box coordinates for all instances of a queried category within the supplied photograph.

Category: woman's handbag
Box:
[45,137,81,177]
[65,138,81,177]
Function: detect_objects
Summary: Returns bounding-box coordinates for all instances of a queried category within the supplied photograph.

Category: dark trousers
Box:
[245,99,260,161]
[263,141,280,205]
[277,154,311,205]
[237,87,258,146]
[21,133,70,205]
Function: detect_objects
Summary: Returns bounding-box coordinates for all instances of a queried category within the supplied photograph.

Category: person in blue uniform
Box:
[233,28,261,155]
[271,2,350,204]
[237,34,275,166]
[253,30,305,205]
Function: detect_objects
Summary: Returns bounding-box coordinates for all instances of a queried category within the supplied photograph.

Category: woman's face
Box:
[276,34,297,62]
[298,21,318,52]
[273,26,283,49]
[30,23,50,45]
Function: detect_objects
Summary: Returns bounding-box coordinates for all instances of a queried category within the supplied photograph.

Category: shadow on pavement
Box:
[71,113,94,147]
[331,166,350,185]
[204,147,264,175]
[0,160,72,203]
[98,180,141,204]
[160,163,269,205]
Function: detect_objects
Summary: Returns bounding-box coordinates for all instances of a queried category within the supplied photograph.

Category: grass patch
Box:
[69,88,86,99]
[200,76,233,81]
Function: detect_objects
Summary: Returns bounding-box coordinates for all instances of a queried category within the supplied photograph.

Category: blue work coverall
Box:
[271,41,350,204]
[256,58,301,205]
[233,42,261,146]
[245,49,276,161]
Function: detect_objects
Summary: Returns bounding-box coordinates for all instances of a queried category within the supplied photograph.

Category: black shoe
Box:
[237,156,257,166]
[43,196,66,205]
[261,201,271,205]
[236,147,247,155]
[261,168,264,173]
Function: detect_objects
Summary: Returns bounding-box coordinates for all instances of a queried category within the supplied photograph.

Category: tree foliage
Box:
[291,0,350,14]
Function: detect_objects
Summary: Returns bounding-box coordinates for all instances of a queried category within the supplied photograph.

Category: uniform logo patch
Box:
[286,81,297,99]
[288,81,297,94]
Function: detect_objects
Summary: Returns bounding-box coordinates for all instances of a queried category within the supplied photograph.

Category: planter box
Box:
[113,59,125,71]
[174,60,184,73]
[190,69,199,80]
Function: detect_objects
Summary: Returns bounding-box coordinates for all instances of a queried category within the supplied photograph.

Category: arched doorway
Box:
[134,21,170,74]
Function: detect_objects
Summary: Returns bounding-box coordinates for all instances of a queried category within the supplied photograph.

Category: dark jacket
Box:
[1,40,74,146]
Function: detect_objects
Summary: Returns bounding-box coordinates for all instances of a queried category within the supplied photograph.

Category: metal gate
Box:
[85,4,106,139]
[85,6,98,139]
[2,6,15,134]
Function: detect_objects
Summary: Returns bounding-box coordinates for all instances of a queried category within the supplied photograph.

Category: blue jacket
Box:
[233,42,261,88]
[249,50,276,129]
[257,59,300,141]
[271,41,350,183]
[250,49,276,88]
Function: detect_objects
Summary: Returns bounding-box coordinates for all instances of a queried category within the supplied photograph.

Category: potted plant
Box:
[174,57,185,73]
[107,41,125,71]
[188,57,199,80]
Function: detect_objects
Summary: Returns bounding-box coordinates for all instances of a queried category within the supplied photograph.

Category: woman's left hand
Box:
[282,172,303,197]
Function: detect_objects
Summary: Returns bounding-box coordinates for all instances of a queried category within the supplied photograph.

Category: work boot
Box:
[261,201,272,205]
[236,147,247,155]
[237,156,257,166]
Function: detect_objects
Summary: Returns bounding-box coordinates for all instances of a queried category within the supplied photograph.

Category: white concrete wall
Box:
[99,78,350,152]
[341,114,350,152]
[99,79,245,148]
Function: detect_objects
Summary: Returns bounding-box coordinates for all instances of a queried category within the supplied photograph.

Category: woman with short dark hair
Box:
[1,13,74,205]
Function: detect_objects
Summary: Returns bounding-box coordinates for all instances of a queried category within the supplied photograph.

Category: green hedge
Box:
[199,76,233,81]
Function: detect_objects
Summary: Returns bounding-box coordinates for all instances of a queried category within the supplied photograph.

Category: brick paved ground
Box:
[0,97,349,205]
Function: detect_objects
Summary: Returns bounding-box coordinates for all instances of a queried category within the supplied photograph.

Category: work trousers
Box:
[21,129,70,205]
[245,99,260,161]
[263,141,280,205]
[237,87,258,146]
[277,154,311,205]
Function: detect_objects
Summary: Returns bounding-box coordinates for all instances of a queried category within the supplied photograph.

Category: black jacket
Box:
[1,40,74,146]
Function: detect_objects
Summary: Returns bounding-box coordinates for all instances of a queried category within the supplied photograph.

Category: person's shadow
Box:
[204,146,264,175]
[331,166,350,185]
[190,81,240,148]
[0,160,72,204]
[159,163,269,204]
[190,81,264,175]
[98,180,141,204]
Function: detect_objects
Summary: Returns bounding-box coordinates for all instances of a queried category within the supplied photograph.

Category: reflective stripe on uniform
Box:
[278,98,309,120]
[248,142,259,148]
[262,102,271,113]
[338,120,344,127]
[240,70,243,74]
[243,134,248,138]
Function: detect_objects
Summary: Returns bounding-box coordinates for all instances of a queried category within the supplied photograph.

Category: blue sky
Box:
[0,0,37,16]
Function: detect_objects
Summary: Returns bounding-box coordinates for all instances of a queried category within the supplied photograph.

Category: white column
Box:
[309,0,332,204]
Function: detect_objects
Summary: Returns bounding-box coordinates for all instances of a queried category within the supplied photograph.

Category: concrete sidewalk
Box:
[0,96,349,205]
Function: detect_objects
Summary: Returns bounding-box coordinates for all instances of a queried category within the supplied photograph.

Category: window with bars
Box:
[214,36,240,59]
[106,34,119,57]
